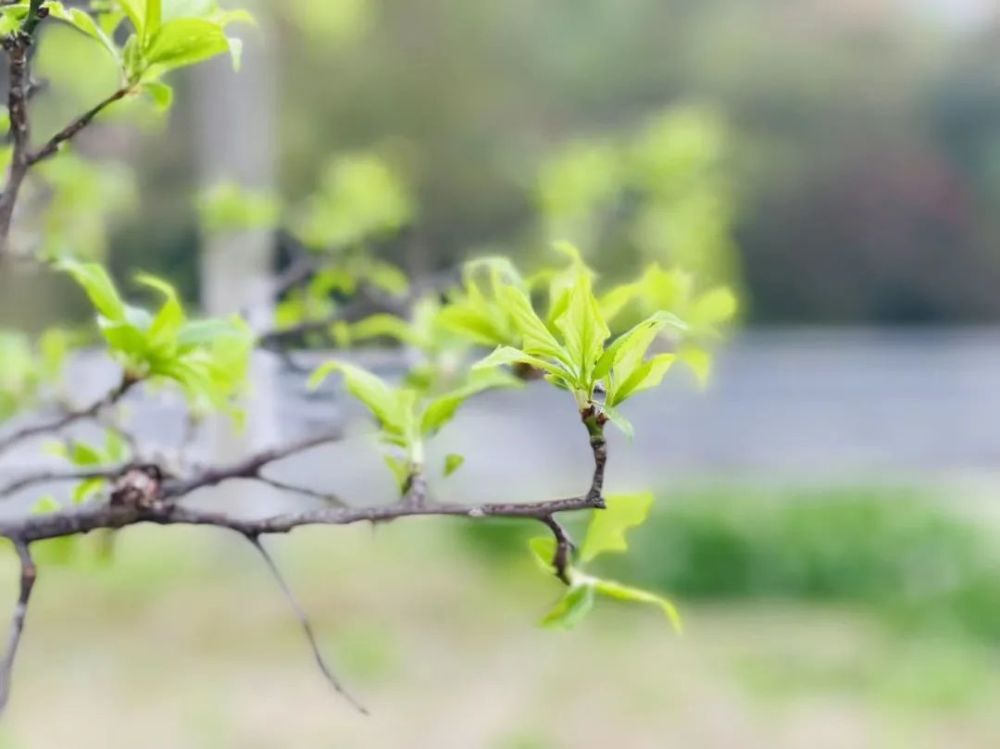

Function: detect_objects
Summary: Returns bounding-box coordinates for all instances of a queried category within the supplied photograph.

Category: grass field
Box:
[0,487,998,748]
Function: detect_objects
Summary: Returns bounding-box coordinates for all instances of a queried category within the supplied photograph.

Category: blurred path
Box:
[4,328,1000,512]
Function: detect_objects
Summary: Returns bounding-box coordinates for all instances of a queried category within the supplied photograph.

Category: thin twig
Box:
[540,515,573,585]
[257,475,349,508]
[245,534,368,714]
[26,87,130,166]
[0,465,129,500]
[0,375,137,458]
[0,540,36,713]
[163,429,343,498]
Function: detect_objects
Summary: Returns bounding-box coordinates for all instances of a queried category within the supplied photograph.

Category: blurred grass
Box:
[461,483,1000,643]
[0,485,998,747]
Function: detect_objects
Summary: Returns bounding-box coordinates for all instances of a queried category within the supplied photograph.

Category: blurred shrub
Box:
[458,486,1000,642]
[535,105,739,289]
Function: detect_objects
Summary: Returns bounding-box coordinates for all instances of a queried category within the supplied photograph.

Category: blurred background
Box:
[3,0,1000,746]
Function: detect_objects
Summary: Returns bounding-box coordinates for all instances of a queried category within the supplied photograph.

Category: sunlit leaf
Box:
[72,477,106,504]
[142,80,173,110]
[580,492,654,563]
[443,453,464,477]
[145,18,230,72]
[540,582,595,629]
[58,260,127,322]
[495,284,572,369]
[607,352,676,407]
[528,536,557,574]
[592,578,682,633]
[420,369,520,436]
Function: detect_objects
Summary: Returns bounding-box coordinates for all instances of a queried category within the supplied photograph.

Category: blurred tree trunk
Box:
[193,5,283,494]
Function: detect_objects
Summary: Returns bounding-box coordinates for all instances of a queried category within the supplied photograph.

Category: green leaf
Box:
[136,273,185,351]
[598,280,642,325]
[551,260,609,389]
[144,0,162,41]
[541,582,595,630]
[679,345,713,388]
[348,314,419,346]
[420,369,520,436]
[601,405,634,440]
[68,441,103,466]
[142,80,173,110]
[362,260,409,296]
[308,361,415,443]
[59,260,127,322]
[580,491,654,563]
[594,311,683,381]
[528,536,556,574]
[32,495,60,515]
[72,477,106,504]
[607,353,676,407]
[690,287,737,326]
[443,453,464,477]
[145,18,230,72]
[383,454,411,492]
[495,283,573,368]
[472,345,565,379]
[104,429,128,463]
[116,0,145,31]
[592,578,682,633]
[46,2,120,60]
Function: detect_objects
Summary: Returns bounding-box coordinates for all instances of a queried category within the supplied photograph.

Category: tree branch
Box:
[255,475,348,508]
[245,534,367,714]
[0,540,35,713]
[0,397,609,711]
[162,428,344,498]
[0,465,129,500]
[27,86,131,166]
[0,375,137,458]
[540,515,574,585]
[0,35,34,250]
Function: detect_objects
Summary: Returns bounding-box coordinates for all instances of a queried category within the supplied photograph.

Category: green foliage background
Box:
[99,0,1000,325]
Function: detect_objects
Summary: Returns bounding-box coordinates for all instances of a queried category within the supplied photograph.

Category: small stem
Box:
[244,534,367,714]
[0,375,137,458]
[541,515,573,585]
[0,465,130,501]
[27,86,131,166]
[581,406,608,503]
[0,540,36,713]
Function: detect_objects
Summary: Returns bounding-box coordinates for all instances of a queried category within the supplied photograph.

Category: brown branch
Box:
[0,540,36,713]
[0,35,33,250]
[255,476,348,508]
[162,428,344,498]
[582,406,608,501]
[541,515,573,585]
[0,0,128,256]
[0,398,610,711]
[245,534,367,714]
[26,86,130,166]
[0,494,602,544]
[0,465,129,500]
[0,375,137,458]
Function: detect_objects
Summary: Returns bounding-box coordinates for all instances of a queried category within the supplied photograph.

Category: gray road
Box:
[2,328,998,511]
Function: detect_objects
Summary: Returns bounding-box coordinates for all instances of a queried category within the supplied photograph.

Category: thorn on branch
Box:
[244,533,368,715]
[0,540,36,713]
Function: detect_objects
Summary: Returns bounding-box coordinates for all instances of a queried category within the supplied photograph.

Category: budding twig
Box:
[245,534,368,714]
